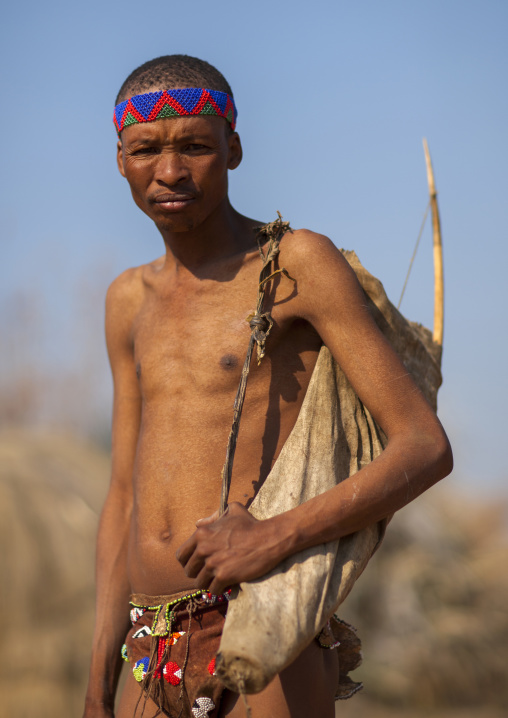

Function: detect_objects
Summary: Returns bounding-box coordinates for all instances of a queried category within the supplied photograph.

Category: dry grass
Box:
[339,488,508,713]
[0,429,109,717]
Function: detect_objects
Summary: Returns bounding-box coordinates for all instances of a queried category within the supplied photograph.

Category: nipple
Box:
[220,354,239,370]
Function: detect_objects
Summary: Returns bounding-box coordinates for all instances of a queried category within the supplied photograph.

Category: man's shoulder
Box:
[278,227,351,277]
[274,227,365,325]
[106,256,165,309]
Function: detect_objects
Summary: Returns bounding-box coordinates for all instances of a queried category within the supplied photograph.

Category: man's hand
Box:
[176,503,292,594]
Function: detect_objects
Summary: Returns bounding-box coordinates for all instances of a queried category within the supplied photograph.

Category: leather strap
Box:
[219,214,293,515]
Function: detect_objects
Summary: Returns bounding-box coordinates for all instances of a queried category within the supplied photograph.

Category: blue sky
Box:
[1,0,507,493]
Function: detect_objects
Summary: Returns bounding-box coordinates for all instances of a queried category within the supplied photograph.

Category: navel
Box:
[136,363,141,379]
[220,354,239,370]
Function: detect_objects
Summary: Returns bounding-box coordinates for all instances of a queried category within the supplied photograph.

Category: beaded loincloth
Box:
[123,589,231,718]
[122,588,362,717]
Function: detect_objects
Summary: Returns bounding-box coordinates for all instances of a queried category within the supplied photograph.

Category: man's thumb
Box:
[195,509,221,527]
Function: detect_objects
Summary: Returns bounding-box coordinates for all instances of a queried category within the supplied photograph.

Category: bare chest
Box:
[133,276,264,402]
[134,266,320,409]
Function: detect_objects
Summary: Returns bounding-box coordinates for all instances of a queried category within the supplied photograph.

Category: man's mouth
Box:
[152,192,195,211]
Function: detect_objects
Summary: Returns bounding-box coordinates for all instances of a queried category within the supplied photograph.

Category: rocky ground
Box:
[1,429,507,717]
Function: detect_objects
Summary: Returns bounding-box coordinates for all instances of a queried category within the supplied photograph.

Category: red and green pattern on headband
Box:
[114,88,237,133]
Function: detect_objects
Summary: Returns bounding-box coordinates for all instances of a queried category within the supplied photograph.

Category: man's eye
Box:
[185,143,208,152]
[132,146,159,155]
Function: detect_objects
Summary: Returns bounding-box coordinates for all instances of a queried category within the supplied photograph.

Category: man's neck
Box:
[158,201,259,276]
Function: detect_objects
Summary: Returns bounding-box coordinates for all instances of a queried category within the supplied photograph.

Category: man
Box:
[83,55,452,718]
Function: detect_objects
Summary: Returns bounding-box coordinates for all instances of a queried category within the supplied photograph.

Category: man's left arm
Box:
[177,231,453,592]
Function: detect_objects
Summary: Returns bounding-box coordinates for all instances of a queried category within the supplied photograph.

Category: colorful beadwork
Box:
[154,636,166,678]
[168,630,185,646]
[192,696,216,717]
[132,625,151,639]
[201,588,232,604]
[130,589,230,637]
[133,656,150,682]
[114,88,237,134]
[130,606,146,624]
[121,644,129,662]
[163,660,182,686]
[126,593,228,715]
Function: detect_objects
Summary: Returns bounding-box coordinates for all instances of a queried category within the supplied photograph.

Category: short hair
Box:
[115,55,234,105]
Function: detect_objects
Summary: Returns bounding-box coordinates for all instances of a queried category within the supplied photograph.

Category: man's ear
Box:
[227,132,243,170]
[117,140,126,177]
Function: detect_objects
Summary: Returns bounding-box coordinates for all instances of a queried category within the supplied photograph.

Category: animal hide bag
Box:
[216,250,442,694]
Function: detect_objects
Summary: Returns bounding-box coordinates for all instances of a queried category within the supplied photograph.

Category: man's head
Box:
[114,55,237,135]
[116,55,234,105]
[115,55,242,235]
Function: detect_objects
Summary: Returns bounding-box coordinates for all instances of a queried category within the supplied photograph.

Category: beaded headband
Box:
[114,88,237,134]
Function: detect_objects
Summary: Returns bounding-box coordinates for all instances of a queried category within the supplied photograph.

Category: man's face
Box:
[117,114,242,234]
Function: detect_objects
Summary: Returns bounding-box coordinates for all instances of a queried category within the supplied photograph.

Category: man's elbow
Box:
[427,424,454,484]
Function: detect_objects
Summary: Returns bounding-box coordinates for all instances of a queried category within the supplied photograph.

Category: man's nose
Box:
[154,151,189,185]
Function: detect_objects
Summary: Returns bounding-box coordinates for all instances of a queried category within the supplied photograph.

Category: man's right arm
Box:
[83,271,142,717]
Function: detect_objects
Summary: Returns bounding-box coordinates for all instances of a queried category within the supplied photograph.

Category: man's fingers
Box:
[207,576,228,595]
[175,534,198,566]
[177,505,259,590]
[177,540,205,577]
[179,532,211,577]
[195,509,220,527]
[183,551,206,579]
[194,564,217,591]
